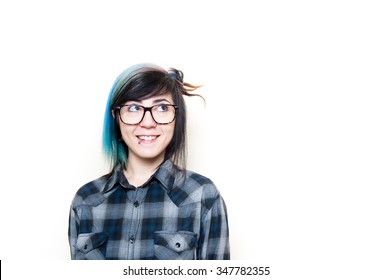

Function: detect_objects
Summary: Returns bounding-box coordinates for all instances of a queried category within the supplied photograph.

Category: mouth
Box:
[137,135,159,144]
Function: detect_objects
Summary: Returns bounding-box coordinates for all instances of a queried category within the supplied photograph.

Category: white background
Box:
[1,0,390,279]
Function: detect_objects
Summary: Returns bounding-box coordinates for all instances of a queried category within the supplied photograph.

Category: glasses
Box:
[116,104,178,125]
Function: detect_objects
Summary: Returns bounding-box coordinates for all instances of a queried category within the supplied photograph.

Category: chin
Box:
[138,151,165,161]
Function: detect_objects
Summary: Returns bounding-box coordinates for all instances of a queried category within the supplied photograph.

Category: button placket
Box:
[126,187,149,259]
[125,184,150,259]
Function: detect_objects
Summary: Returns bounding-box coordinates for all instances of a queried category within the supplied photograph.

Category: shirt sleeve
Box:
[68,204,79,260]
[198,193,230,260]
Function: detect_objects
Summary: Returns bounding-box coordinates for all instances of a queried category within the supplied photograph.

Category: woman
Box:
[68,63,230,260]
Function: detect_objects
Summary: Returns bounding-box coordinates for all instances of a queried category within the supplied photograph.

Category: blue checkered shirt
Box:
[68,160,230,260]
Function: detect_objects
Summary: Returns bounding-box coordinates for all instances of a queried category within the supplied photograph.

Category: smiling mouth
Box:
[137,135,159,143]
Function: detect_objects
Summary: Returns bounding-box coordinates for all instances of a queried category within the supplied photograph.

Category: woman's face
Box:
[119,93,175,164]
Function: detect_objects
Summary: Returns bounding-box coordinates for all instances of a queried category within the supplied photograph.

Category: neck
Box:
[124,155,165,187]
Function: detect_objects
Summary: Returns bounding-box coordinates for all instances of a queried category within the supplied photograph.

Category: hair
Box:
[102,63,202,171]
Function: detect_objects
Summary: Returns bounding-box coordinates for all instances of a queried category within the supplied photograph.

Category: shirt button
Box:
[84,245,88,250]
[130,236,135,244]
[175,242,181,248]
[133,201,139,207]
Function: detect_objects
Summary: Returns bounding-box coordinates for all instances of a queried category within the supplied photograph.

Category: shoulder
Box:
[157,160,217,192]
[71,175,109,208]
[184,170,218,196]
[166,165,221,209]
[186,170,222,209]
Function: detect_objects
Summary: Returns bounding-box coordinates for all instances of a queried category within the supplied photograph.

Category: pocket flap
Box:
[76,232,108,254]
[154,231,197,252]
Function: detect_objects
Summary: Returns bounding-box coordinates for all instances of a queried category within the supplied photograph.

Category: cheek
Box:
[119,123,126,138]
[119,123,135,141]
[166,123,175,141]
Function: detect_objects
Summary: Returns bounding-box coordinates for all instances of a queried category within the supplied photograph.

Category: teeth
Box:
[138,136,157,141]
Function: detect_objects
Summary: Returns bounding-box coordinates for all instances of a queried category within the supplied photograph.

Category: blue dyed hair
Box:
[102,63,202,171]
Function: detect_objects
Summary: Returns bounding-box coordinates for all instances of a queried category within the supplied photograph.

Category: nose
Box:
[139,110,157,127]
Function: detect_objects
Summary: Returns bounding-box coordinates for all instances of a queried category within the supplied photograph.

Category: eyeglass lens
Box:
[119,104,176,124]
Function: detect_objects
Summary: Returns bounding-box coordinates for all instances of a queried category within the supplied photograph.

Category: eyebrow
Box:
[125,98,172,105]
[152,98,172,104]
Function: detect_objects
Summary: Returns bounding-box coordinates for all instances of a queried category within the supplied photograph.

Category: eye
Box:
[155,104,169,112]
[127,104,142,112]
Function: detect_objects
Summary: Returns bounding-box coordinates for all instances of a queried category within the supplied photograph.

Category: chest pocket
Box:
[154,231,198,260]
[75,232,108,260]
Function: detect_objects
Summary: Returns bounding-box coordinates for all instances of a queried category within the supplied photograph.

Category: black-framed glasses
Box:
[115,104,178,125]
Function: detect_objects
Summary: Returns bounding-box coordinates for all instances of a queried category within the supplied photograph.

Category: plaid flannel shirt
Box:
[68,160,230,260]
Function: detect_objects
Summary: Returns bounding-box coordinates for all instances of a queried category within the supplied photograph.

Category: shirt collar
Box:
[103,164,130,193]
[103,159,181,193]
[154,160,182,193]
